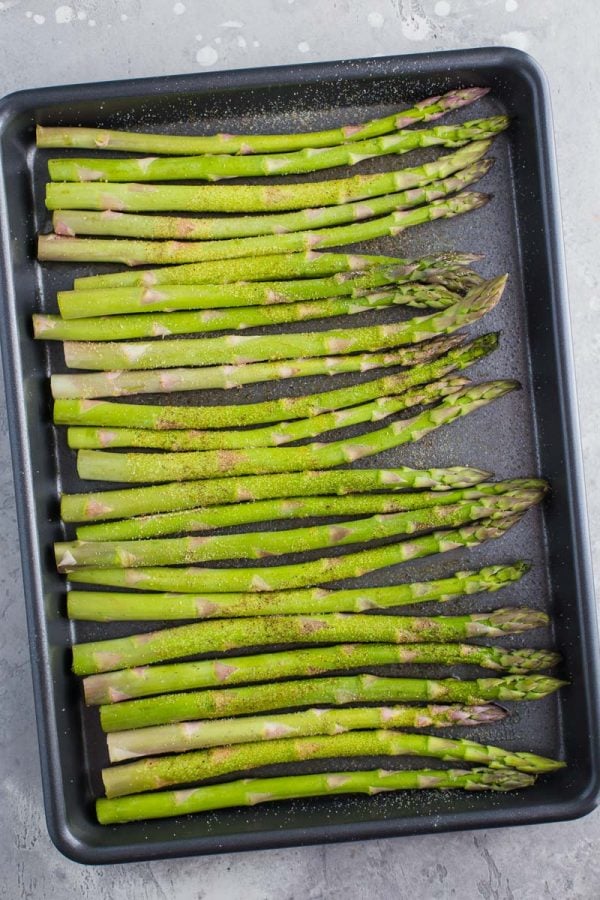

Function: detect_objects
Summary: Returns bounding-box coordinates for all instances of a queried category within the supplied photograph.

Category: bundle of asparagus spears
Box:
[34,86,565,827]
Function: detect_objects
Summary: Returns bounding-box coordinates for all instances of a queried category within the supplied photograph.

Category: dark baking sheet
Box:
[0,47,598,864]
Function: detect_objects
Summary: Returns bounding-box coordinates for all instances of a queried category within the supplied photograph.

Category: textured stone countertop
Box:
[0,1,599,897]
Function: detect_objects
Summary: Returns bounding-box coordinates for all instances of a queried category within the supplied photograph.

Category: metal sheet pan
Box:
[0,47,598,863]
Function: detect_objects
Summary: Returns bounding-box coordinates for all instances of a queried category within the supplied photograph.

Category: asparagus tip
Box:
[460,86,491,102]
[456,703,508,724]
[468,191,491,209]
[468,768,536,791]
[479,157,496,175]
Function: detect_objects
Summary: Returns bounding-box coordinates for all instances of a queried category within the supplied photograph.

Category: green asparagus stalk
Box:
[99,672,566,732]
[38,88,490,157]
[57,333,496,431]
[73,252,402,288]
[47,117,508,183]
[53,159,493,243]
[65,378,463,454]
[102,729,562,799]
[56,264,463,320]
[52,156,494,241]
[66,376,470,451]
[39,191,490,265]
[75,380,518,483]
[48,143,492,216]
[61,462,490,523]
[106,703,509,762]
[66,514,525,594]
[59,483,541,572]
[67,562,529,621]
[57,487,542,571]
[72,608,547,676]
[38,284,461,342]
[73,250,481,290]
[57,362,474,431]
[37,287,457,343]
[58,331,498,432]
[75,481,542,542]
[51,334,465,399]
[85,642,560,706]
[61,275,504,370]
[96,767,536,825]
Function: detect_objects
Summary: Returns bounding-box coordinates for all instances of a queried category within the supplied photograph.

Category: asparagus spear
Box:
[38,88,490,156]
[96,767,536,825]
[75,381,518,483]
[67,516,523,594]
[51,334,465,399]
[47,143,492,216]
[39,191,490,265]
[56,333,496,431]
[75,481,541,542]
[66,376,470,451]
[64,377,463,453]
[58,483,541,571]
[67,514,522,594]
[106,703,509,762]
[102,729,562,799]
[47,117,508,183]
[53,159,493,243]
[72,608,547,676]
[61,463,491,523]
[62,275,504,370]
[73,250,481,290]
[40,283,463,343]
[55,265,463,320]
[85,642,560,706]
[67,562,530,621]
[37,285,460,343]
[49,146,493,218]
[54,333,498,438]
[52,153,493,241]
[57,487,542,571]
[56,362,474,430]
[99,672,566,732]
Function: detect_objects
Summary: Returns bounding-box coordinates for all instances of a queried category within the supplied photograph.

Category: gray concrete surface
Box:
[0,1,599,897]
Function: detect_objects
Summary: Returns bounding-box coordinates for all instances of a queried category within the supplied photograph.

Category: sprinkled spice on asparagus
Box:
[105,703,509,762]
[57,485,543,571]
[51,334,464,400]
[52,159,492,242]
[74,381,519,483]
[39,192,491,266]
[85,641,560,706]
[102,728,563,799]
[72,250,481,290]
[72,608,548,676]
[99,673,567,732]
[67,561,530,621]
[55,334,497,430]
[38,88,490,157]
[36,283,461,342]
[66,516,527,594]
[96,767,537,825]
[47,116,508,183]
[74,481,541,542]
[60,276,505,370]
